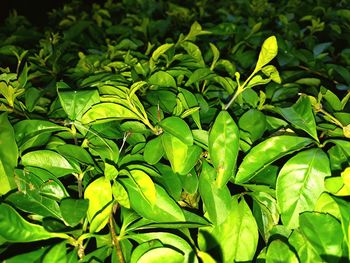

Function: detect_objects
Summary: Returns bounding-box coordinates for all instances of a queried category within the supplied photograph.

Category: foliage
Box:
[0,0,350,262]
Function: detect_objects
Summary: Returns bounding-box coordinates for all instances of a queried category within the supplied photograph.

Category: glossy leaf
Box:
[60,198,89,227]
[235,135,313,184]
[42,241,67,263]
[255,36,278,72]
[122,179,185,222]
[266,240,298,263]
[276,148,330,228]
[299,212,343,261]
[137,247,184,263]
[0,203,69,242]
[21,150,77,177]
[159,116,193,145]
[278,95,319,141]
[112,180,130,208]
[148,71,177,88]
[208,111,239,187]
[199,161,231,225]
[57,82,100,120]
[0,113,17,194]
[81,102,139,124]
[84,177,113,233]
[238,109,266,142]
[129,169,156,206]
[143,136,164,165]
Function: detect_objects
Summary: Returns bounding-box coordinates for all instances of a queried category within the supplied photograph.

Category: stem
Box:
[109,212,125,263]
[224,70,257,110]
[318,108,344,128]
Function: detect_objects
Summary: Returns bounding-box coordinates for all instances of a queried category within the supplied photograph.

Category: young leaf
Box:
[129,170,156,206]
[278,95,319,141]
[235,136,314,184]
[112,180,130,208]
[144,136,164,165]
[276,149,330,228]
[0,113,17,194]
[254,35,278,72]
[209,111,239,187]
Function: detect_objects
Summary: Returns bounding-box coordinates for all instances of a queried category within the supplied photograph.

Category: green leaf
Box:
[235,135,313,184]
[266,240,298,263]
[130,240,163,263]
[148,71,177,88]
[276,148,330,228]
[200,197,258,262]
[122,179,185,223]
[199,161,231,225]
[84,177,113,233]
[289,229,323,262]
[7,191,62,219]
[0,203,69,242]
[185,68,215,87]
[0,113,17,194]
[161,133,201,175]
[21,150,77,178]
[299,212,343,261]
[57,144,94,165]
[112,180,130,208]
[255,36,278,72]
[278,95,319,141]
[81,102,139,124]
[143,136,164,165]
[209,111,239,187]
[60,198,89,227]
[42,241,67,263]
[57,81,100,121]
[261,65,281,83]
[159,116,193,145]
[129,170,156,206]
[238,109,266,142]
[137,247,184,263]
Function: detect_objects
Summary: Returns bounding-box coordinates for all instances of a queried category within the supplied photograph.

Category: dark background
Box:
[0,0,105,26]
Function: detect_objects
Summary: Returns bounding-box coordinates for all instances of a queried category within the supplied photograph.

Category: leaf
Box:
[84,177,113,233]
[0,203,69,242]
[129,170,156,206]
[130,240,163,263]
[261,65,281,83]
[21,150,77,178]
[143,136,164,165]
[60,198,89,227]
[255,36,278,72]
[159,116,193,145]
[7,191,62,219]
[199,161,231,225]
[200,197,258,262]
[57,144,94,165]
[81,102,139,124]
[289,229,323,262]
[238,109,266,142]
[137,247,184,263]
[209,111,239,187]
[299,212,343,261]
[276,148,330,228]
[185,68,215,87]
[42,241,67,263]
[148,71,177,88]
[266,240,298,263]
[122,179,185,222]
[57,81,100,121]
[278,95,319,141]
[235,135,314,184]
[0,113,17,194]
[112,180,130,208]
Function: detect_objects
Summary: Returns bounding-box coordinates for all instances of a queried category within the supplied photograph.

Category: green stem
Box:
[224,70,257,110]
